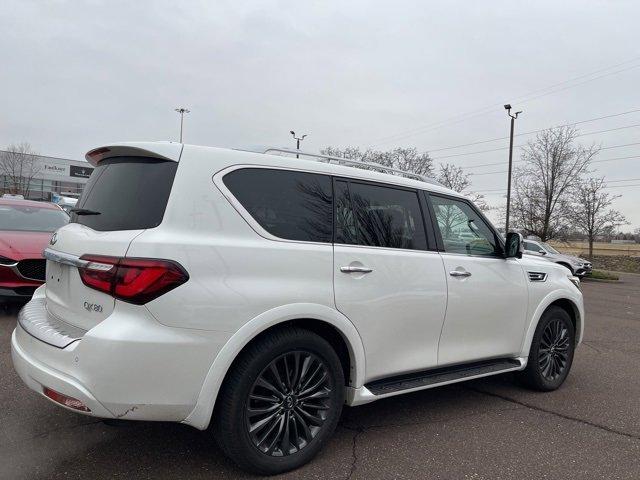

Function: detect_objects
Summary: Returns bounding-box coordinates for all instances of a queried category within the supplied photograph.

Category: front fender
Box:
[181,303,365,430]
[519,288,584,358]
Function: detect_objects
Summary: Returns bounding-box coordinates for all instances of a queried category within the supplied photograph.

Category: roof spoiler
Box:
[85,142,183,166]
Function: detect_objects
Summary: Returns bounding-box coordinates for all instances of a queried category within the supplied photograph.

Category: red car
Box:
[0,198,69,303]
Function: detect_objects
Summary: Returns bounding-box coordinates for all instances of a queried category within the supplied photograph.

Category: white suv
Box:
[12,142,584,474]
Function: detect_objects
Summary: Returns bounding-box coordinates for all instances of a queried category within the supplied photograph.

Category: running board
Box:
[365,358,522,396]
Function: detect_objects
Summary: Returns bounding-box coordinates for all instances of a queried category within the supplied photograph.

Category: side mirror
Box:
[505,232,523,259]
[540,250,547,256]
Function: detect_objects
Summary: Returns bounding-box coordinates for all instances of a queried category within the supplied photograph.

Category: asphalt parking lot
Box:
[1,275,639,480]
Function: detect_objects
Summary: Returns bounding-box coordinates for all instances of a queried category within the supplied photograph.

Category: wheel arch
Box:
[181,303,365,430]
[520,291,584,358]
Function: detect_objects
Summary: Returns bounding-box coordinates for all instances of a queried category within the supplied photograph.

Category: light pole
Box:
[175,108,190,143]
[290,131,308,158]
[504,104,522,234]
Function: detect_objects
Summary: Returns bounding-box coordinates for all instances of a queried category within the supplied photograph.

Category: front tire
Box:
[213,327,345,475]
[519,306,576,391]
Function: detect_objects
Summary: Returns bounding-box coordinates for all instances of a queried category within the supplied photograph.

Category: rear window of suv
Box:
[71,157,178,231]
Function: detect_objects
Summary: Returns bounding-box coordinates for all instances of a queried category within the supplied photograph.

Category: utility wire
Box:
[432,129,640,162]
[477,182,640,194]
[428,108,640,153]
[368,56,640,147]
[470,155,640,176]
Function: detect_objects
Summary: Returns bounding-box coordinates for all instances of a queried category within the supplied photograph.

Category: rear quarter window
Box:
[222,168,333,243]
[71,157,178,231]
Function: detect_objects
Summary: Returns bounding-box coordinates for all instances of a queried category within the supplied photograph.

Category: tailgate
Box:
[43,151,180,331]
[44,224,143,330]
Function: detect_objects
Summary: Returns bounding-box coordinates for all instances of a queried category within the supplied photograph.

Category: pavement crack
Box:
[470,387,640,441]
[343,426,364,480]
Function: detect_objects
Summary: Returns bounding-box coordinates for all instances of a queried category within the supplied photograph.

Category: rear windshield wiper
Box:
[70,208,101,216]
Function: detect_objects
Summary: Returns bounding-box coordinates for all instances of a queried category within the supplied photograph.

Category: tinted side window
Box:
[72,157,178,231]
[223,168,333,243]
[334,180,357,244]
[430,195,500,256]
[343,182,427,250]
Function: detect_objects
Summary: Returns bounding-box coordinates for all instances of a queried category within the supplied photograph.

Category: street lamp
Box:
[290,130,308,158]
[175,108,190,143]
[504,104,522,234]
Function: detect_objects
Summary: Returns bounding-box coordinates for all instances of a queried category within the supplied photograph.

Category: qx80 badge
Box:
[84,302,103,313]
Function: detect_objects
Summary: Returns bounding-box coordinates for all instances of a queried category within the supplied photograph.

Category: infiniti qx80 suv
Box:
[12,142,584,474]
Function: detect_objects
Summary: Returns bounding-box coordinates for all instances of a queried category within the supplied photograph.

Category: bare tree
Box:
[320,146,434,178]
[511,126,599,241]
[437,163,487,210]
[0,143,41,197]
[571,177,627,258]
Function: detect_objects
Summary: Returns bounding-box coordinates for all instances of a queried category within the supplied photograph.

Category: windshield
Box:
[541,242,560,254]
[0,204,69,232]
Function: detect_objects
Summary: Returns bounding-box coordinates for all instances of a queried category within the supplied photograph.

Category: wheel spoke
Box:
[280,411,291,454]
[256,377,285,399]
[296,406,324,426]
[265,414,287,455]
[298,389,331,401]
[257,412,284,448]
[248,404,281,418]
[300,363,323,392]
[250,393,280,404]
[293,410,313,442]
[250,410,280,434]
[300,371,328,397]
[297,355,313,390]
[270,363,285,392]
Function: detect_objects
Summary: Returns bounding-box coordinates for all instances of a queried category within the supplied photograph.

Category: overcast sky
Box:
[1,0,639,228]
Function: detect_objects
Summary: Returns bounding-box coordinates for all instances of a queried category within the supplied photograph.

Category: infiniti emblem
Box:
[50,233,58,245]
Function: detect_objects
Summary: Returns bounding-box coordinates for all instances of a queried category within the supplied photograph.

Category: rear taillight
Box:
[78,255,189,305]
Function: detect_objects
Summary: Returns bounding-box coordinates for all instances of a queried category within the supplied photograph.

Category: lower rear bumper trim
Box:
[18,297,86,348]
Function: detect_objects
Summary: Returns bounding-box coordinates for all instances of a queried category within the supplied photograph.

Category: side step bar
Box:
[365,358,522,396]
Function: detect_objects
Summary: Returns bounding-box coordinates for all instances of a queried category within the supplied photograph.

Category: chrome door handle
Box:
[340,266,373,274]
[449,270,472,277]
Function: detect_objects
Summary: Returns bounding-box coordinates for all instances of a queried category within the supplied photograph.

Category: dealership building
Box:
[0,151,94,200]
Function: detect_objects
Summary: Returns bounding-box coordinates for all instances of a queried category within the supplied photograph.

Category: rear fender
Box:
[182,303,365,430]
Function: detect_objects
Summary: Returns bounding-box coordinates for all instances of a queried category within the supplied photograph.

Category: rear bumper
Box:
[11,328,114,418]
[11,291,229,425]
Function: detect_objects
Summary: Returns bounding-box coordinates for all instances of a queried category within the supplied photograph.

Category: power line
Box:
[368,55,640,147]
[477,182,640,194]
[470,155,640,176]
[432,130,640,162]
[428,108,640,153]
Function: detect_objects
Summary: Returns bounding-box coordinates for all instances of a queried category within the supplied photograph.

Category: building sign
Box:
[43,164,67,176]
[70,165,94,178]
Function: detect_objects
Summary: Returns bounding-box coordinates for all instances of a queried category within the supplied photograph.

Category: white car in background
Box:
[12,142,584,474]
[523,239,593,277]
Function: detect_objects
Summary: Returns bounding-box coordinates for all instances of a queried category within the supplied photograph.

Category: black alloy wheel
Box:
[213,328,344,475]
[538,319,571,381]
[519,305,576,391]
[246,351,333,457]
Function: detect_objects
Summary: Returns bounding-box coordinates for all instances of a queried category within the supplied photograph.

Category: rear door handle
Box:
[449,270,472,277]
[340,266,373,274]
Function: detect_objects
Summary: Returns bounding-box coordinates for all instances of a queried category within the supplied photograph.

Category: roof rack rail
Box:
[263,148,440,185]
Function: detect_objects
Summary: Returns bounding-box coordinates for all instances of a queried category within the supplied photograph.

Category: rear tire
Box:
[213,327,345,475]
[519,306,575,391]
